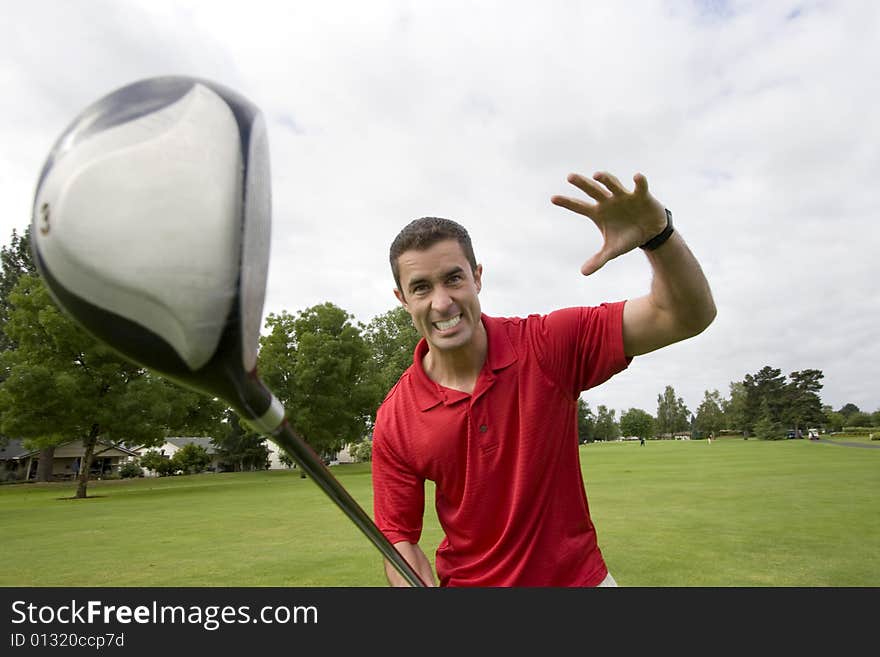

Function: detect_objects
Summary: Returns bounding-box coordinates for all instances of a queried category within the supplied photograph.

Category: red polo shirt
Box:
[372,302,630,586]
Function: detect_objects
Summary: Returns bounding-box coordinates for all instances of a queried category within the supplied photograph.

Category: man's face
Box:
[394,239,483,354]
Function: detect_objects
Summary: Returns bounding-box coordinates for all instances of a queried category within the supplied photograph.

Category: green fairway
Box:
[1,438,877,586]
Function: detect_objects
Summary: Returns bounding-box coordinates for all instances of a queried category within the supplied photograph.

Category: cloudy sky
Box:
[2,0,878,417]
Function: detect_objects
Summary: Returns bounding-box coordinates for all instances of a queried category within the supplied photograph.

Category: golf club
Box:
[31,76,426,587]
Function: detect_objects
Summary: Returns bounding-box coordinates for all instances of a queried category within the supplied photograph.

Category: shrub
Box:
[171,443,211,474]
[349,440,372,463]
[1,469,22,483]
[140,450,174,476]
[119,461,143,478]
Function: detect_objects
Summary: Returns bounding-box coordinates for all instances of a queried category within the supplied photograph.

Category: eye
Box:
[411,283,429,295]
[447,274,463,285]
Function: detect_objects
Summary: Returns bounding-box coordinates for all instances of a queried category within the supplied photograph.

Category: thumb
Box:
[580,251,609,276]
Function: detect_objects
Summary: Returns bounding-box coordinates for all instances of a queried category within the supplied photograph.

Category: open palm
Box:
[551,171,668,276]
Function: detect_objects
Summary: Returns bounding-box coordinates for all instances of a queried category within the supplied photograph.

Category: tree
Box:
[836,403,867,429]
[363,306,421,405]
[212,410,270,471]
[577,398,596,443]
[822,406,845,432]
[846,412,872,428]
[695,389,724,439]
[172,443,211,474]
[784,369,824,434]
[753,398,782,440]
[0,274,219,497]
[838,403,860,417]
[656,385,689,437]
[619,408,655,440]
[258,303,380,457]
[0,227,36,453]
[593,405,620,441]
[722,381,748,433]
[0,227,36,354]
[741,366,786,435]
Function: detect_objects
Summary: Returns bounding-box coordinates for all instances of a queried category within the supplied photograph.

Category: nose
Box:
[431,287,454,314]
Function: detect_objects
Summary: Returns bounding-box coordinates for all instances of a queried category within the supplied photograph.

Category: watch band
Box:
[639,208,674,251]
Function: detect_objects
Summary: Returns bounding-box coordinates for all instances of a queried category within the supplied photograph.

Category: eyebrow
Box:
[407,266,465,291]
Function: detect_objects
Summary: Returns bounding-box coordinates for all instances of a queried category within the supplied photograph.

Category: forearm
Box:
[623,229,716,356]
[644,230,716,335]
[384,541,437,587]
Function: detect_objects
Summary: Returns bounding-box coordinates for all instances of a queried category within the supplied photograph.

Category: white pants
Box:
[597,572,618,587]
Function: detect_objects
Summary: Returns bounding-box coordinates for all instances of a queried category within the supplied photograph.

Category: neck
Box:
[422,321,488,394]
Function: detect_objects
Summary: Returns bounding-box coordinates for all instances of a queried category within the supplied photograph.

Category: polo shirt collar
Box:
[411,314,517,411]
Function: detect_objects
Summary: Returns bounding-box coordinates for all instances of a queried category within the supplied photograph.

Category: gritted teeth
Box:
[433,314,462,331]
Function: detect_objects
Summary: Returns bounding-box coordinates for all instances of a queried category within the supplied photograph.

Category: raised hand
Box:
[551,171,668,276]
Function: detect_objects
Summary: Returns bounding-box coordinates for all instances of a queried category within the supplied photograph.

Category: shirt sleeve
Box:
[530,301,631,398]
[371,409,426,546]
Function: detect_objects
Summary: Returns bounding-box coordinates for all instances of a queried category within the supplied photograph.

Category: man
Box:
[372,170,716,587]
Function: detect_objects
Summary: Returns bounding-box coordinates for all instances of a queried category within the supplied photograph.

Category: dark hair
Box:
[389,216,477,292]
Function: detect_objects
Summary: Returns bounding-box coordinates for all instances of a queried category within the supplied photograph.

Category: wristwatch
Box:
[639,208,674,251]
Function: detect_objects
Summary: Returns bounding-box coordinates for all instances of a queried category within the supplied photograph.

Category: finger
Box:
[551,194,597,219]
[566,172,611,202]
[581,250,609,277]
[633,172,649,195]
[593,171,627,196]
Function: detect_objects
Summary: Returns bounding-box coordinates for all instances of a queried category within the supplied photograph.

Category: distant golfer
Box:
[372,170,716,587]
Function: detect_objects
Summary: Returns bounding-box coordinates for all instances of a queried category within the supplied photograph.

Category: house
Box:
[336,443,355,464]
[266,440,286,470]
[137,437,337,474]
[0,439,29,482]
[265,440,356,470]
[0,438,139,482]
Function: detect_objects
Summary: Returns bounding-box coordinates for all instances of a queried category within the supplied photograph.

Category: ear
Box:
[394,287,408,309]
[474,264,483,293]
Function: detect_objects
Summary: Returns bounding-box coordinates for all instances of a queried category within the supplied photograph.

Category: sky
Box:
[2,0,878,418]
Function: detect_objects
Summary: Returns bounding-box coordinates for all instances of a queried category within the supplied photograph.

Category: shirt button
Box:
[479,424,488,433]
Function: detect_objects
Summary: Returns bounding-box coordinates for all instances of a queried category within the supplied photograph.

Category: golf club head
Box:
[31,76,283,432]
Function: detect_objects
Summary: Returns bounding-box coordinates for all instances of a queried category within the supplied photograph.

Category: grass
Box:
[587,437,879,586]
[824,432,879,444]
[0,438,877,587]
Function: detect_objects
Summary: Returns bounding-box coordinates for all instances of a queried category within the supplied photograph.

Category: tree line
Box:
[1,228,877,496]
[0,228,419,496]
[578,375,879,443]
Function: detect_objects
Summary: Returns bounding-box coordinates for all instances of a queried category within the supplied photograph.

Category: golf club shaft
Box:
[270,420,428,587]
